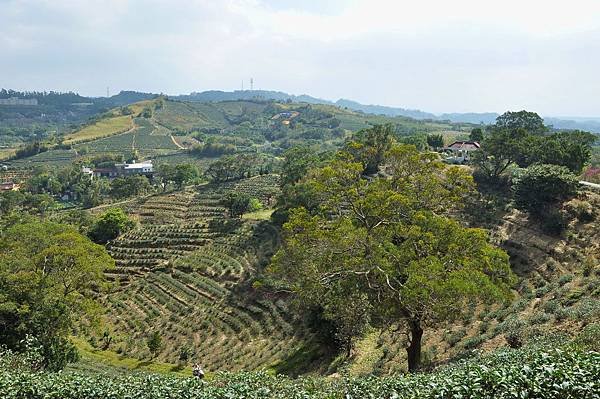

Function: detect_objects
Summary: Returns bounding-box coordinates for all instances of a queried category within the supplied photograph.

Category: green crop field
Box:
[154,101,229,132]
[132,117,179,157]
[97,175,307,371]
[74,117,180,159]
[2,346,598,398]
[7,148,78,167]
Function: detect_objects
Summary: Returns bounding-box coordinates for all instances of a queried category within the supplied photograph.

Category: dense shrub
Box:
[1,347,598,399]
[513,164,579,216]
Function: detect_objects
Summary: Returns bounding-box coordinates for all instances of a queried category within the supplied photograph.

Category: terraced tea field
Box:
[7,149,78,167]
[75,117,179,158]
[101,175,308,370]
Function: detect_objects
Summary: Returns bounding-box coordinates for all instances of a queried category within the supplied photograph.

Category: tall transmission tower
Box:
[241,80,244,91]
[250,78,254,91]
[106,87,110,97]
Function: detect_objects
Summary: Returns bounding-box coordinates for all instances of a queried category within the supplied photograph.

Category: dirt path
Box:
[149,118,185,149]
[170,135,185,149]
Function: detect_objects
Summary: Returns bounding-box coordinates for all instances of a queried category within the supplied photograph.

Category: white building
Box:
[0,97,38,106]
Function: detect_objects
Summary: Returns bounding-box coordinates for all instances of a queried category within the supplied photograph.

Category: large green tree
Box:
[494,110,546,135]
[0,221,114,370]
[272,145,514,371]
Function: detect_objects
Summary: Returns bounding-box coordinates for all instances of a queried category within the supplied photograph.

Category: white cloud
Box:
[0,0,599,116]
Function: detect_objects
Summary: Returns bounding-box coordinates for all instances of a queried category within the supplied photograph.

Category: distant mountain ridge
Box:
[3,88,598,132]
[167,90,600,132]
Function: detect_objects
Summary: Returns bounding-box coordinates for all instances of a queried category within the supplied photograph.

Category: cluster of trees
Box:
[271,125,515,371]
[0,221,114,370]
[88,208,135,244]
[13,141,49,160]
[205,154,272,183]
[473,111,597,232]
[7,159,205,212]
[190,142,236,157]
[109,175,152,199]
[474,111,596,181]
[0,190,56,216]
[156,163,200,189]
[24,165,109,208]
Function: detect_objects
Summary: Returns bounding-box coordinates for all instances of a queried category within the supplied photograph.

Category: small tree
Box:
[146,331,163,359]
[323,291,371,357]
[513,164,579,216]
[178,345,193,364]
[173,164,199,189]
[426,134,444,149]
[470,128,484,142]
[222,192,251,218]
[88,208,135,243]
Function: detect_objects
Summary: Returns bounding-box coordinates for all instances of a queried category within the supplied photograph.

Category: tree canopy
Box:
[474,111,596,181]
[88,208,135,244]
[0,221,114,370]
[271,144,514,371]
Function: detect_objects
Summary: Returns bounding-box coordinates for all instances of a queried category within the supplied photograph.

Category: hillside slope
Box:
[93,175,321,372]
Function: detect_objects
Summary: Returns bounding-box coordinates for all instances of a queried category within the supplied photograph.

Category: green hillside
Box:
[3,98,469,173]
[1,103,598,399]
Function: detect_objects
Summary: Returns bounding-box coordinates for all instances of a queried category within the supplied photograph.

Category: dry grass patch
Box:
[64,115,133,144]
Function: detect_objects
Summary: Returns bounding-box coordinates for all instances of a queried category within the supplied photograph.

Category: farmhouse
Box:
[118,161,154,176]
[443,141,480,164]
[84,161,154,180]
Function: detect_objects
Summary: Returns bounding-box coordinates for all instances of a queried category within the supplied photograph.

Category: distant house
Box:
[117,161,153,176]
[443,141,480,164]
[0,181,19,191]
[85,161,154,180]
[91,168,120,179]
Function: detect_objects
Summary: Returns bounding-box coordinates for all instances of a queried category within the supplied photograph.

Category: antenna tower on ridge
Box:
[250,78,254,91]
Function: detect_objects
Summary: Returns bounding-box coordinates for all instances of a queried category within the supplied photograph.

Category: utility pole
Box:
[241,80,244,91]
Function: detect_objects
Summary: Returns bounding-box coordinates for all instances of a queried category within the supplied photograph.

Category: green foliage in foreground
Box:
[1,348,598,398]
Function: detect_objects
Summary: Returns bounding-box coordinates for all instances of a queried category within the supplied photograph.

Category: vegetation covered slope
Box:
[3,98,471,173]
[94,175,317,371]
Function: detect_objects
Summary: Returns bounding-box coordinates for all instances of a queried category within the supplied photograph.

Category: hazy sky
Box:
[1,0,599,116]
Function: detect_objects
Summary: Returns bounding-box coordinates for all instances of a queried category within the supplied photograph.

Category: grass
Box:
[242,208,274,220]
[0,148,15,161]
[347,330,385,376]
[64,115,133,144]
[70,337,192,377]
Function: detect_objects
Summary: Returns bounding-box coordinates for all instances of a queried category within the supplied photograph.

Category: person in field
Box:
[192,363,205,379]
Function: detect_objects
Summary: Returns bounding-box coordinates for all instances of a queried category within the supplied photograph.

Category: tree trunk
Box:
[346,341,352,358]
[406,319,423,372]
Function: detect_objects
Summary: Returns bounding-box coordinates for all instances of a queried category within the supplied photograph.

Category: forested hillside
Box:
[1,99,599,398]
